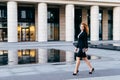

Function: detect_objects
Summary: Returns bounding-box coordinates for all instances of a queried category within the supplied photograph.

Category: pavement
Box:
[0,41,120,80]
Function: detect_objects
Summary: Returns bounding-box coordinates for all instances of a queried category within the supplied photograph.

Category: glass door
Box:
[18,24,36,42]
[21,28,30,41]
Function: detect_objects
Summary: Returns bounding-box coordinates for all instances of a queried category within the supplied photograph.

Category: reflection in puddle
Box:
[38,49,67,63]
[18,49,37,64]
[0,49,100,66]
[0,50,8,65]
[48,49,66,63]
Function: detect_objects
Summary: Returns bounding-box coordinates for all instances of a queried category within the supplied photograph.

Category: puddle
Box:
[0,48,100,66]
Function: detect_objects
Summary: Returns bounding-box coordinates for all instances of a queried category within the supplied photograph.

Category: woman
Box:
[73,22,94,75]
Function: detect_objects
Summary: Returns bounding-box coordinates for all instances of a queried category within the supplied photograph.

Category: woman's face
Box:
[80,24,84,31]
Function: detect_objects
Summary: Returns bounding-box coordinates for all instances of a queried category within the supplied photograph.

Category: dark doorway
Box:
[48,8,59,41]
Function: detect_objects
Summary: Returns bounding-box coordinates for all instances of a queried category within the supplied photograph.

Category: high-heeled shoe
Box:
[73,70,79,75]
[77,70,79,73]
[89,68,94,74]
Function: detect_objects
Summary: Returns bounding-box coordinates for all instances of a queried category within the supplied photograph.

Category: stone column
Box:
[35,5,38,41]
[102,9,108,40]
[82,8,88,24]
[7,1,18,42]
[8,50,18,65]
[113,7,120,40]
[38,3,47,42]
[38,49,48,63]
[90,6,99,41]
[65,4,74,41]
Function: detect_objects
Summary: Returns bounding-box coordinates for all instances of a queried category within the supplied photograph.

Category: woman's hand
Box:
[74,48,78,52]
[83,48,88,52]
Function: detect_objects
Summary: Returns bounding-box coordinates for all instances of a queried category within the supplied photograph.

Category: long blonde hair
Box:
[81,22,89,35]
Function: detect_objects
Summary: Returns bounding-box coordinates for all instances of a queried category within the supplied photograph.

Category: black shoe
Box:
[89,68,94,74]
[73,73,77,75]
[73,70,79,75]
[77,70,79,73]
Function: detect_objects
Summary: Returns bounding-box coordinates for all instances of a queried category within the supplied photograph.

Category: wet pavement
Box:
[0,41,120,80]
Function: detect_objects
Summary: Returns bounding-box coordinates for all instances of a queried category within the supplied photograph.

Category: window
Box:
[21,10,26,19]
[18,7,35,22]
[0,9,6,18]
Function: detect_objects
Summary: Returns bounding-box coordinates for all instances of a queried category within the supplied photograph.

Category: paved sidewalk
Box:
[0,41,120,80]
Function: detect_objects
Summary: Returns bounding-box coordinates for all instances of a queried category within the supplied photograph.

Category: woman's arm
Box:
[84,32,88,52]
[84,32,88,48]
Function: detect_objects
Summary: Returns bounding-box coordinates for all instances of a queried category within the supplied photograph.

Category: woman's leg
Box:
[83,57,93,71]
[73,57,80,73]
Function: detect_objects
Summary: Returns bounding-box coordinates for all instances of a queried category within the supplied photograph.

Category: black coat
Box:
[76,31,88,49]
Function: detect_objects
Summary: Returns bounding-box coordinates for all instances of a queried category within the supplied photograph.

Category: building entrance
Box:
[18,24,35,42]
[18,6,35,42]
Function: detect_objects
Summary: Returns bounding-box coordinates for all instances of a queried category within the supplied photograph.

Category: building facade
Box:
[0,0,120,42]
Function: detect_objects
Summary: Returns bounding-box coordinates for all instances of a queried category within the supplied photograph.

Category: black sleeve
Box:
[84,32,88,48]
[76,41,79,48]
[76,37,79,48]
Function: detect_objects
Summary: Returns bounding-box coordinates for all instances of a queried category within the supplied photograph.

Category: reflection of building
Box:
[47,49,66,62]
[0,50,8,65]
[0,49,70,65]
[18,49,37,64]
[0,49,37,65]
[0,0,120,42]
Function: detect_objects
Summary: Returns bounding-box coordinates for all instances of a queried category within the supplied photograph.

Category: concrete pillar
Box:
[66,51,74,62]
[65,4,74,41]
[38,3,47,42]
[8,50,18,65]
[82,8,88,24]
[35,5,38,41]
[7,1,18,42]
[90,6,99,41]
[113,7,120,40]
[102,9,108,40]
[60,6,65,41]
[38,49,47,63]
